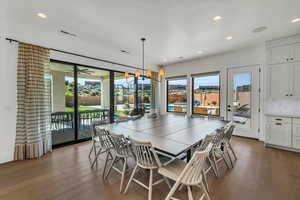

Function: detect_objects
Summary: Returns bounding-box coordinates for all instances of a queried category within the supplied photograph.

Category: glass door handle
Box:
[227,109,231,112]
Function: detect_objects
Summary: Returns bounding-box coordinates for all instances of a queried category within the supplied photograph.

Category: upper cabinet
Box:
[266,35,300,99]
[293,43,300,62]
[267,45,291,64]
[267,43,300,64]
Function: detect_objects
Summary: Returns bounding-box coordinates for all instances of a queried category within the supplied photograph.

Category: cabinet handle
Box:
[286,94,289,96]
[275,123,282,125]
[290,94,293,96]
[290,58,294,61]
[275,118,282,121]
[286,58,289,61]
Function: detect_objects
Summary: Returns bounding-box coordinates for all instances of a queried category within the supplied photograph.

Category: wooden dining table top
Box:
[101,114,228,157]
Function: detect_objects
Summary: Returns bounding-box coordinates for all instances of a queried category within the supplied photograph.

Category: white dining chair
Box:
[105,132,135,193]
[124,137,171,200]
[159,143,213,200]
[223,122,237,165]
[90,127,114,179]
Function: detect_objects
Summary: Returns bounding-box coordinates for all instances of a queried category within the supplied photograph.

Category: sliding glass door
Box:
[50,62,76,145]
[77,66,110,139]
[167,78,187,112]
[114,72,136,121]
[138,77,152,113]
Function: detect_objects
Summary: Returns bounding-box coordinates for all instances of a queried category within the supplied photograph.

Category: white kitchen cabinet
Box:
[293,43,300,62]
[292,124,300,149]
[292,62,300,98]
[268,63,291,98]
[267,45,291,64]
[266,121,292,148]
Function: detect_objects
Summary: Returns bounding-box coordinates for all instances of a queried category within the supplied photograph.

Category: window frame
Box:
[191,72,221,116]
[166,77,188,113]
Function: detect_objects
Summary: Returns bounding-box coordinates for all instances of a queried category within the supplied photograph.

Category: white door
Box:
[227,65,260,139]
[293,43,300,62]
[292,62,300,98]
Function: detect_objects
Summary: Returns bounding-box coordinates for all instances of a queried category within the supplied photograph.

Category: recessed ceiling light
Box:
[37,13,47,19]
[163,58,167,62]
[226,36,233,40]
[291,18,300,23]
[177,56,183,59]
[213,16,222,21]
[197,50,203,54]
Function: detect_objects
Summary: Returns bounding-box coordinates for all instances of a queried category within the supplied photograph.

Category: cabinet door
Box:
[292,43,300,62]
[268,64,291,98]
[266,122,292,147]
[292,123,300,149]
[291,62,300,98]
[267,45,291,64]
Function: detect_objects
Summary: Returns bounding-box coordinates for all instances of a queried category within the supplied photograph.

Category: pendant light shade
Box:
[124,72,129,79]
[135,70,141,77]
[146,69,152,77]
[158,68,165,77]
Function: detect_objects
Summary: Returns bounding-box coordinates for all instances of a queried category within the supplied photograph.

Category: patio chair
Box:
[89,126,114,178]
[124,137,171,200]
[105,132,135,193]
[159,143,213,200]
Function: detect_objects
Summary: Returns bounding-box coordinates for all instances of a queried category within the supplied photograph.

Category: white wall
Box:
[160,44,266,139]
[0,40,18,164]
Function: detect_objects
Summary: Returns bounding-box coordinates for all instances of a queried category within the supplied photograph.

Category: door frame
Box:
[226,64,262,139]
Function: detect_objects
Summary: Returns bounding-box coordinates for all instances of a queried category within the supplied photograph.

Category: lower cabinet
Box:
[266,121,292,147]
[292,123,300,149]
[266,116,300,150]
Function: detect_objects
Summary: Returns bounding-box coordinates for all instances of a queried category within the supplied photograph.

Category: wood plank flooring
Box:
[0,137,300,200]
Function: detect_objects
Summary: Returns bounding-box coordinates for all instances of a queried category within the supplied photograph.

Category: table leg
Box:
[186,149,191,162]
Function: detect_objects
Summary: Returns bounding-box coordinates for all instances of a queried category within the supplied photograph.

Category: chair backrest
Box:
[129,137,160,169]
[179,143,213,185]
[94,127,113,149]
[109,132,132,157]
[224,122,235,141]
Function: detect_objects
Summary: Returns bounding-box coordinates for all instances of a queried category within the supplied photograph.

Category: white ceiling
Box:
[2,0,300,68]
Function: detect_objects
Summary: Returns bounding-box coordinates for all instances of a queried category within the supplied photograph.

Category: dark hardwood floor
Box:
[0,137,300,200]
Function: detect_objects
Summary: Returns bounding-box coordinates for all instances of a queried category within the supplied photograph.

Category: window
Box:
[167,78,187,112]
[138,77,152,113]
[192,73,220,116]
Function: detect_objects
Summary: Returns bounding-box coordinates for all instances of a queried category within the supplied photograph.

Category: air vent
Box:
[252,26,267,33]
[120,50,130,54]
[60,30,77,37]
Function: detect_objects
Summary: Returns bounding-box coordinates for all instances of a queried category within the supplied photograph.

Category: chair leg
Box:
[187,186,194,200]
[105,155,117,180]
[102,151,111,179]
[120,158,127,193]
[208,156,218,178]
[163,176,172,189]
[229,142,237,160]
[212,153,219,178]
[148,169,153,200]
[201,170,209,193]
[124,164,138,194]
[200,182,211,200]
[88,142,94,159]
[165,180,182,200]
[91,147,102,168]
[222,152,231,169]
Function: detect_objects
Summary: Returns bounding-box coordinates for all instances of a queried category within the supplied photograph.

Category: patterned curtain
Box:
[15,43,52,160]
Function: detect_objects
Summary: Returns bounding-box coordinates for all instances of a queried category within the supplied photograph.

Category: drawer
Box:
[266,116,292,124]
[293,118,300,125]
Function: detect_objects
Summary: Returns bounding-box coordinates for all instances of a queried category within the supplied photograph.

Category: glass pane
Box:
[193,74,220,115]
[77,66,110,139]
[50,62,75,145]
[232,72,251,128]
[114,72,136,121]
[138,77,152,113]
[167,79,187,112]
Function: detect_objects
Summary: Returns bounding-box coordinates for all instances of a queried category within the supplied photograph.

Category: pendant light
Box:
[124,72,129,79]
[158,67,165,77]
[134,70,141,77]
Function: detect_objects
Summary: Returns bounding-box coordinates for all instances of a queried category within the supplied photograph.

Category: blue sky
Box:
[194,75,219,88]
[233,73,251,88]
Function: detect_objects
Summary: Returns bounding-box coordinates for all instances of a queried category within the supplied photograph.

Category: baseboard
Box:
[265,143,300,153]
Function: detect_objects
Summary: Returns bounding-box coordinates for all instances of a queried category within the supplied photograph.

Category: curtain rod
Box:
[5,37,143,71]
